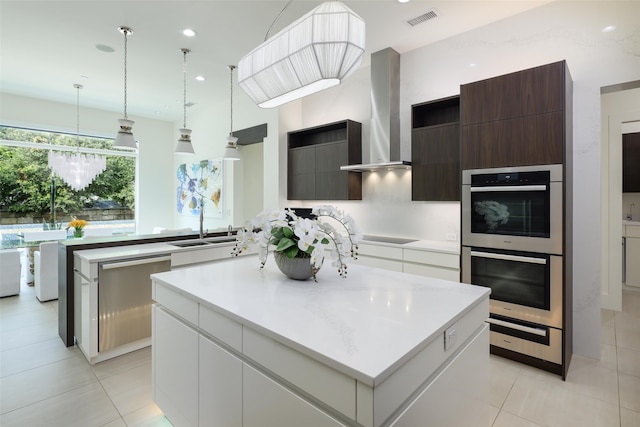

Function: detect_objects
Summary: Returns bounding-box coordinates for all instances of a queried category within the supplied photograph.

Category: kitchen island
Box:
[151,255,490,427]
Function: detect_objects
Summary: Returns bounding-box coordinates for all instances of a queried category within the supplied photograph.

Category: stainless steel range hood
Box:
[341,47,411,172]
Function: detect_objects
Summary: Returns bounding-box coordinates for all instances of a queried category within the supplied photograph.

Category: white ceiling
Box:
[0,0,553,122]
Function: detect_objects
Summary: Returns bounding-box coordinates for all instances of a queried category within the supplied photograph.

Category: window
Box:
[0,126,136,239]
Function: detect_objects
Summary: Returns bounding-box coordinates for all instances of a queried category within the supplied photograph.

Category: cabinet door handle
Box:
[101,255,171,270]
[486,318,547,336]
[470,185,547,192]
[470,250,547,265]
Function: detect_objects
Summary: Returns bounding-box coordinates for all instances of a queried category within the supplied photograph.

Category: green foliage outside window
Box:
[0,126,135,216]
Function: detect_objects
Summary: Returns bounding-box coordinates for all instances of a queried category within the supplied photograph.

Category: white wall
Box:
[275,1,640,359]
[0,92,174,234]
[169,86,278,232]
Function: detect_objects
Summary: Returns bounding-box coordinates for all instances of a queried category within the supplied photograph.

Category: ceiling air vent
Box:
[406,9,438,27]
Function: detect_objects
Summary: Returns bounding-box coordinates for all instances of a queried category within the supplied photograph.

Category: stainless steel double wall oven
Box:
[462,164,563,365]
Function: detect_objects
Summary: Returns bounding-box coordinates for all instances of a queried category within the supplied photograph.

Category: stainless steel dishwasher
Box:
[98,256,171,352]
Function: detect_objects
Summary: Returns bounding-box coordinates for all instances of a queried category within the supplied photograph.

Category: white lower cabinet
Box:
[243,364,347,427]
[199,335,242,426]
[389,325,489,427]
[356,243,459,281]
[152,306,199,427]
[625,234,640,287]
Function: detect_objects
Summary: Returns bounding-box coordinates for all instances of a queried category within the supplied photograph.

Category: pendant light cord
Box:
[122,28,129,120]
[229,65,235,137]
[182,49,188,129]
[265,0,293,41]
[75,83,83,153]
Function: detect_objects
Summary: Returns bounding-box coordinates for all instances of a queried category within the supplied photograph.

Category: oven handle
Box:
[470,184,547,192]
[470,250,547,265]
[486,318,547,336]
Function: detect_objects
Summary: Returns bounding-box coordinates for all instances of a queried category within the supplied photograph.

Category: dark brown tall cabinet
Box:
[461,60,574,379]
[411,96,461,201]
[461,61,568,169]
[287,120,362,201]
[623,132,640,193]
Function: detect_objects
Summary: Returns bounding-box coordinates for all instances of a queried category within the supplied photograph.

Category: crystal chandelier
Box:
[238,1,365,108]
[175,48,195,154]
[114,26,137,149]
[223,65,241,161]
[48,84,107,191]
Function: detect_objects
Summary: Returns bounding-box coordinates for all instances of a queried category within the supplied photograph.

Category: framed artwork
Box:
[176,159,224,218]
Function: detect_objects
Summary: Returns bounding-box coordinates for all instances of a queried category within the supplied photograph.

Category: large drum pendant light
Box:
[238,1,365,108]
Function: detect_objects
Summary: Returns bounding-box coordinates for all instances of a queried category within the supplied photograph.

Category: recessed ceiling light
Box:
[397,0,411,3]
[469,63,477,68]
[602,25,616,33]
[195,75,205,81]
[182,28,197,37]
[95,44,115,53]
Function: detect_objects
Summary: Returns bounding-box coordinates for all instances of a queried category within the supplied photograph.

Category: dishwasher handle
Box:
[100,255,172,270]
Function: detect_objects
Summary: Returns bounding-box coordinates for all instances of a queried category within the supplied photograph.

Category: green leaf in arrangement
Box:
[276,237,296,252]
[282,226,294,238]
[284,245,299,259]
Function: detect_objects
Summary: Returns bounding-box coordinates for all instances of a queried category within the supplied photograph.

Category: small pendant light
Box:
[175,48,195,154]
[223,65,241,161]
[114,26,137,149]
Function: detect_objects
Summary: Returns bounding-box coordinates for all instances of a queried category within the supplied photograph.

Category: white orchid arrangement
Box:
[232,205,362,280]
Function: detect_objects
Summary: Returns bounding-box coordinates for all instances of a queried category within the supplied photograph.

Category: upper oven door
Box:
[462,164,563,255]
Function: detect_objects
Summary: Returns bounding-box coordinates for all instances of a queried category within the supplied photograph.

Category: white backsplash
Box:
[300,170,461,242]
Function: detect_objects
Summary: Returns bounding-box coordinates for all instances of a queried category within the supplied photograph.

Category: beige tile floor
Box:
[1,282,639,427]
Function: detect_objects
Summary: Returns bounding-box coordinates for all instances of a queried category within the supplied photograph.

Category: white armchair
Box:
[0,249,21,297]
[34,241,59,302]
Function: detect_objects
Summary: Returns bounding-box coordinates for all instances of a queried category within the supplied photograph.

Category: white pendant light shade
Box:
[115,118,137,149]
[223,136,241,161]
[176,128,195,154]
[238,1,365,108]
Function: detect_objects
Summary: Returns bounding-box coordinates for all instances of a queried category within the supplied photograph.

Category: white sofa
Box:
[0,249,21,297]
[34,241,59,301]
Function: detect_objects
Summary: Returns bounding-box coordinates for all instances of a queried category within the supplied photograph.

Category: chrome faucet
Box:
[228,224,233,237]
[199,208,204,239]
[628,203,635,221]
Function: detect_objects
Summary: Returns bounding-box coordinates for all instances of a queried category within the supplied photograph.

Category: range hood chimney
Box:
[341,47,410,172]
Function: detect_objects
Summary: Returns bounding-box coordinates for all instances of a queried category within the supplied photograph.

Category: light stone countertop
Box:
[361,236,460,255]
[150,255,488,385]
[74,239,236,264]
[623,220,640,226]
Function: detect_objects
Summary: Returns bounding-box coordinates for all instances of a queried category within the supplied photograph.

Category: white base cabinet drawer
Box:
[243,364,347,427]
[199,335,242,427]
[152,306,198,427]
[403,263,459,281]
[355,255,403,272]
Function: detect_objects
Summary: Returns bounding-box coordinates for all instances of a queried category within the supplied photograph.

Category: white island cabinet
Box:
[151,256,490,427]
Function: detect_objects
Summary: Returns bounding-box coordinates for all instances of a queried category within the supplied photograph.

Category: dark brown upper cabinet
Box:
[623,132,640,193]
[461,61,570,170]
[287,120,362,201]
[411,96,461,201]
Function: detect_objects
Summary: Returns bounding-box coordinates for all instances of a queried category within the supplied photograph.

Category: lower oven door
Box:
[462,246,562,328]
[487,316,562,364]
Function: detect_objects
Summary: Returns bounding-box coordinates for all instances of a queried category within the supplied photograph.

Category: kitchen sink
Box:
[362,235,418,245]
[170,236,237,248]
[170,241,212,248]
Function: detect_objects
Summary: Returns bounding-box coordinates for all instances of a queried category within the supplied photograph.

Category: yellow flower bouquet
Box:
[67,219,88,238]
